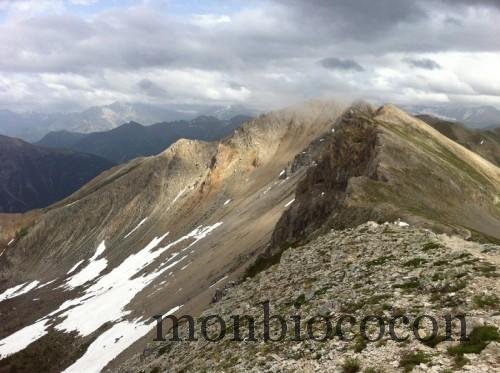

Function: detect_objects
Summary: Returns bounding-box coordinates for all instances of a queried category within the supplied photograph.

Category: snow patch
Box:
[0,319,50,358]
[38,279,57,289]
[172,187,187,205]
[0,281,40,303]
[0,223,223,364]
[209,275,228,289]
[67,260,84,275]
[123,217,148,239]
[284,198,295,207]
[394,220,410,227]
[65,241,107,289]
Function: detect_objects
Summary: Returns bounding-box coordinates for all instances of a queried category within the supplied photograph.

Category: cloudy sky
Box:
[0,0,499,112]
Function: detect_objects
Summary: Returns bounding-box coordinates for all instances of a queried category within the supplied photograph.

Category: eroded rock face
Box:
[270,102,500,253]
[114,222,500,373]
[271,103,380,250]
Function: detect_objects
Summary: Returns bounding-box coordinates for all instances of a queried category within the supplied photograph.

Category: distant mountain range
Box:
[404,104,500,129]
[0,135,114,213]
[0,102,258,142]
[36,115,252,163]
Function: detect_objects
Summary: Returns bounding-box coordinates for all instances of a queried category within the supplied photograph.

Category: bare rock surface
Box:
[117,223,500,373]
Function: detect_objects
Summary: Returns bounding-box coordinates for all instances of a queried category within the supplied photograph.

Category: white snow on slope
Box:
[284,198,295,207]
[63,306,182,373]
[65,241,107,289]
[0,223,222,364]
[394,220,410,227]
[67,260,84,275]
[38,279,57,289]
[123,217,148,239]
[0,281,40,303]
[0,319,49,358]
[209,275,228,288]
[172,188,187,205]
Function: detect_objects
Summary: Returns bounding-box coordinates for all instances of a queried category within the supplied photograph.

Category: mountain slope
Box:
[0,100,347,372]
[416,114,500,166]
[404,104,500,129]
[36,115,252,163]
[0,135,115,213]
[271,104,500,253]
[34,130,87,150]
[119,222,500,373]
[0,101,498,372]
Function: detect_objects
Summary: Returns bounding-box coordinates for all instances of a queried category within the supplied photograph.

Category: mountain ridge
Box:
[0,135,115,213]
[36,115,253,163]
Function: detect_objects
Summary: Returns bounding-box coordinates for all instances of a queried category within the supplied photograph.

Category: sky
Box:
[0,0,499,112]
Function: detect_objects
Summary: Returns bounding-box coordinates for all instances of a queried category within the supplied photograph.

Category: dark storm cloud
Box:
[137,78,168,97]
[268,0,500,53]
[403,58,441,70]
[270,0,426,41]
[319,57,364,72]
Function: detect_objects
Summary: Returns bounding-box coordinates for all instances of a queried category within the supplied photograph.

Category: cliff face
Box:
[271,103,380,249]
[271,104,500,252]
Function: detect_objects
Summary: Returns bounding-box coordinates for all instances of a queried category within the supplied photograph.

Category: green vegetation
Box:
[392,280,420,290]
[452,354,469,369]
[15,226,29,240]
[447,325,500,356]
[342,357,361,373]
[433,281,466,294]
[367,255,394,267]
[474,263,498,278]
[399,351,430,372]
[421,242,442,252]
[454,252,472,260]
[244,250,284,278]
[366,294,389,305]
[433,259,448,266]
[420,335,446,348]
[353,335,367,353]
[472,294,499,309]
[404,257,427,267]
[431,272,445,281]
[293,293,306,308]
[363,368,384,373]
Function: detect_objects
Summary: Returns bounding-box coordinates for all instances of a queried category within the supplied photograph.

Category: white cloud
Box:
[0,0,499,111]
